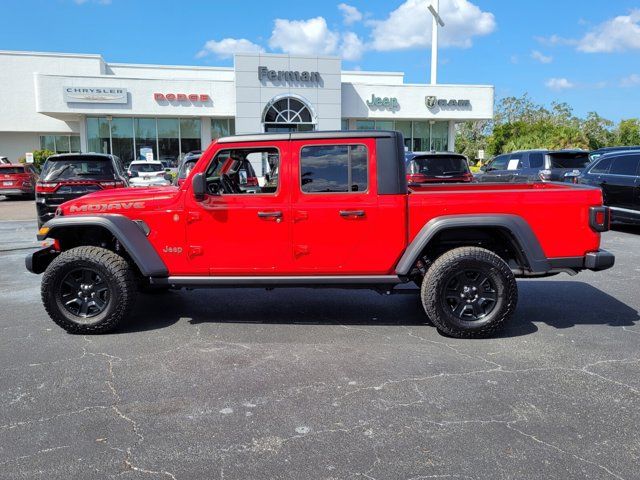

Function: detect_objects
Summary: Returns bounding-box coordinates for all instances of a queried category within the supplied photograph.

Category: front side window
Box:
[589,157,613,174]
[488,154,509,170]
[300,145,368,193]
[610,155,640,176]
[205,148,279,195]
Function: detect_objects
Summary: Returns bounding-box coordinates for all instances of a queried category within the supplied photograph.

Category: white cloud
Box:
[530,50,553,63]
[577,9,640,53]
[535,34,577,47]
[620,74,640,87]
[268,16,364,61]
[340,32,365,61]
[545,78,575,91]
[368,0,496,51]
[196,38,265,59]
[338,3,363,25]
[269,17,339,56]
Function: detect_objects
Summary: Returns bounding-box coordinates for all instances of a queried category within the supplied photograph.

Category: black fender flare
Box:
[395,214,551,276]
[35,215,168,277]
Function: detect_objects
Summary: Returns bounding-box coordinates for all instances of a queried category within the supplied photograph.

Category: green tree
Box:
[615,119,640,146]
[582,112,614,150]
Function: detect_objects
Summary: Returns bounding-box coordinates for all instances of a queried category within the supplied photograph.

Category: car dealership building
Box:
[0,50,494,164]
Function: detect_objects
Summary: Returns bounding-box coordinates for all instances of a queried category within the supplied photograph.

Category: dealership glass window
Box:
[180,118,201,157]
[157,118,180,165]
[134,118,158,161]
[341,119,349,131]
[412,121,429,151]
[355,120,375,130]
[211,118,235,140]
[430,121,449,151]
[110,117,134,164]
[300,145,368,193]
[87,117,112,155]
[40,135,81,153]
[373,120,394,131]
[394,121,412,150]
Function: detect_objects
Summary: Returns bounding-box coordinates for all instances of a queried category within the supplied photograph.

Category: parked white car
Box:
[127,160,171,187]
[0,156,9,164]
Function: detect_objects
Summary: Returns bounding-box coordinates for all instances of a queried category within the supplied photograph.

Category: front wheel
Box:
[421,247,518,338]
[41,246,137,334]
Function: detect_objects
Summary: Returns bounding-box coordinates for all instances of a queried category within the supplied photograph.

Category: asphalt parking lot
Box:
[1,195,639,480]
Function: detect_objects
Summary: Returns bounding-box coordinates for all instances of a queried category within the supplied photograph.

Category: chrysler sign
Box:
[64,87,128,104]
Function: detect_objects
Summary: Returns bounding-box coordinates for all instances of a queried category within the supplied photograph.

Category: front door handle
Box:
[257,211,282,218]
[339,210,365,217]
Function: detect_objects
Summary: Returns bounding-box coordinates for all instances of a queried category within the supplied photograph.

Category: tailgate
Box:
[407,183,604,259]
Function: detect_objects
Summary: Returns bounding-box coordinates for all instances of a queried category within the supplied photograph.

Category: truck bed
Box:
[408,182,603,259]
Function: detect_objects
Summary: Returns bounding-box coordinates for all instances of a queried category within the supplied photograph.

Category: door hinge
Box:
[188,246,203,258]
[293,210,308,222]
[187,211,201,224]
[294,244,310,257]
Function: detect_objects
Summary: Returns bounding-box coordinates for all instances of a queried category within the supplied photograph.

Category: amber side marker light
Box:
[38,226,50,236]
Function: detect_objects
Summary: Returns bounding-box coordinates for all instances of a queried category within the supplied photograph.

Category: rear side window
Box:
[40,157,115,181]
[300,145,368,193]
[609,155,640,176]
[507,153,523,170]
[528,153,544,169]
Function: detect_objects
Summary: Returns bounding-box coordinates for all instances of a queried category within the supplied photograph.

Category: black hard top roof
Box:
[217,130,398,144]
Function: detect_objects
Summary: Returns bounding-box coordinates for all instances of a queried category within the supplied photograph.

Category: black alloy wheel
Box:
[59,267,110,319]
[443,269,498,321]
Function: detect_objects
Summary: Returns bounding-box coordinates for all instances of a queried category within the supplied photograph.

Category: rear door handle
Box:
[257,211,282,218]
[339,210,365,217]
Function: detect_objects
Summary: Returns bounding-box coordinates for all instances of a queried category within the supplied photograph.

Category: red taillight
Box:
[589,206,610,232]
[36,182,59,193]
[462,172,473,182]
[246,177,259,187]
[99,181,126,189]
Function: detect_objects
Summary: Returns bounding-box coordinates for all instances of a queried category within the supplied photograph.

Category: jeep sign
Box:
[366,94,400,111]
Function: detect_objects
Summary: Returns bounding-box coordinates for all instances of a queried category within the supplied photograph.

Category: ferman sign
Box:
[64,86,128,104]
[258,66,321,84]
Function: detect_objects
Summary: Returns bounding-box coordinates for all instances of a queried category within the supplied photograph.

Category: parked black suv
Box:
[36,154,128,227]
[578,151,640,225]
[477,149,591,183]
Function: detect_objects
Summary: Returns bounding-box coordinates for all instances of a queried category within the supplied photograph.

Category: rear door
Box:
[289,138,385,274]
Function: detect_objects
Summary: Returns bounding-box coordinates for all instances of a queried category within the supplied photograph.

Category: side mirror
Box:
[192,172,207,201]
[128,171,138,178]
[479,165,487,172]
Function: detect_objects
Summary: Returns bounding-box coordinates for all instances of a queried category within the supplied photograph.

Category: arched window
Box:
[262,95,316,132]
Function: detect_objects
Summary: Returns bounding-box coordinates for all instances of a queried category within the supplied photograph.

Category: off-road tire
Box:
[42,246,137,334]
[421,246,517,338]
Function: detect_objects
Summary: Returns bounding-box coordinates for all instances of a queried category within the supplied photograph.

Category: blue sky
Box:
[2,0,640,121]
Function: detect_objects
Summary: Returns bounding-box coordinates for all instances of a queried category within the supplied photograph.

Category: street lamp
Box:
[427,0,445,85]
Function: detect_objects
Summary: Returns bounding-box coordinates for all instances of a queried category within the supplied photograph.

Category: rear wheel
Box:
[421,246,517,338]
[41,246,137,334]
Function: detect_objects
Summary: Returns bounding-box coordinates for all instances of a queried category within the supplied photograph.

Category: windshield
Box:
[0,167,26,175]
[130,163,163,173]
[408,156,469,176]
[548,152,590,169]
[40,157,115,181]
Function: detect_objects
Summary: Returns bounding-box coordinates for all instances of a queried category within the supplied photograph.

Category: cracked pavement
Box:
[0,199,639,479]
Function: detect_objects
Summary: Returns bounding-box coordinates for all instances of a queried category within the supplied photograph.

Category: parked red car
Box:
[28,131,613,338]
[406,152,473,184]
[0,163,38,198]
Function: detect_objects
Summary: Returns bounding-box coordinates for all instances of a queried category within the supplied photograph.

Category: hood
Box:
[58,186,180,216]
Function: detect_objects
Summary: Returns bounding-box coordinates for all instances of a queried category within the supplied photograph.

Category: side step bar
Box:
[150,275,405,288]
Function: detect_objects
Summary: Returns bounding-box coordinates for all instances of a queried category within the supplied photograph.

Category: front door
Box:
[604,154,639,210]
[184,144,290,275]
[289,139,382,274]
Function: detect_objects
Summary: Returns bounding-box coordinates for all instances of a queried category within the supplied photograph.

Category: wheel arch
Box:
[37,215,168,277]
[395,214,551,276]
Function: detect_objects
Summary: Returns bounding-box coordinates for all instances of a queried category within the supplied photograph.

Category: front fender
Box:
[34,215,168,277]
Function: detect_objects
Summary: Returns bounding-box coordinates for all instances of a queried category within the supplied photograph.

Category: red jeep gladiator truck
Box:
[26,131,614,338]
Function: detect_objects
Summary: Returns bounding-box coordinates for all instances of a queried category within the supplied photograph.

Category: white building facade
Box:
[0,50,494,164]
